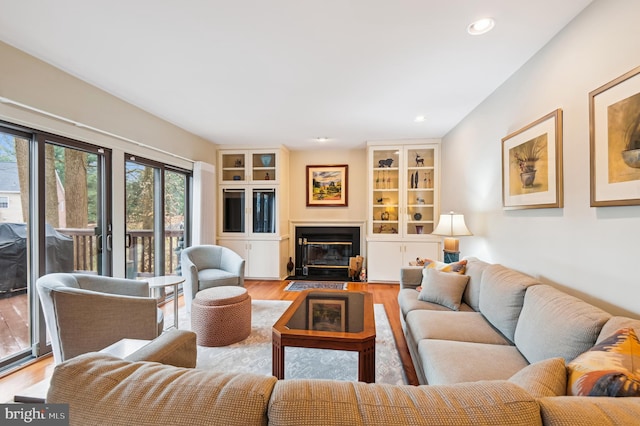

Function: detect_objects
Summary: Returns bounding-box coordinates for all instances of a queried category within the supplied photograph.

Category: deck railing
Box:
[58,228,184,276]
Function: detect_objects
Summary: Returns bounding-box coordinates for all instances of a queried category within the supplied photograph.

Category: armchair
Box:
[181,245,245,312]
[36,273,163,364]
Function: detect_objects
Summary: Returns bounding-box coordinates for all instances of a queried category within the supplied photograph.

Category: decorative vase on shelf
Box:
[413,212,422,221]
[261,155,272,167]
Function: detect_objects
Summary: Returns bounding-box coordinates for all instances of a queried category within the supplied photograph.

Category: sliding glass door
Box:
[44,137,112,276]
[0,129,32,364]
[125,155,189,279]
[0,124,112,368]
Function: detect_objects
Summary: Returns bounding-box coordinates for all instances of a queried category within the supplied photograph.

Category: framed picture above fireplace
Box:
[306,164,349,207]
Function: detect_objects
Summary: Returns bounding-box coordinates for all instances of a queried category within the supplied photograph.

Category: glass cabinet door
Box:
[252,188,276,233]
[405,147,436,235]
[222,188,245,233]
[371,148,400,235]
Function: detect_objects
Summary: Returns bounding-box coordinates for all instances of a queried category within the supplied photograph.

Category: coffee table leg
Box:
[358,341,376,383]
[272,333,285,379]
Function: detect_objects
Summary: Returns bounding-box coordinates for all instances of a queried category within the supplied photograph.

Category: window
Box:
[0,196,8,208]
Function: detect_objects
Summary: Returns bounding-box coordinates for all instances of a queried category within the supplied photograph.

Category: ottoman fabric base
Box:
[191,287,252,347]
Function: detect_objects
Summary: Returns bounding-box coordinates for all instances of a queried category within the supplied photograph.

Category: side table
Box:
[146,275,185,330]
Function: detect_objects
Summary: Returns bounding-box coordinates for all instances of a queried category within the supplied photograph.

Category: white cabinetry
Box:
[367,241,440,283]
[366,141,441,282]
[220,239,287,279]
[217,147,289,279]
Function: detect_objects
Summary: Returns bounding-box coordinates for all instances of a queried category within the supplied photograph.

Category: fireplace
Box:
[292,226,361,280]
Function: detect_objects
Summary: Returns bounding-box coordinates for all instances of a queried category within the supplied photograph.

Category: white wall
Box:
[0,41,215,167]
[442,0,640,316]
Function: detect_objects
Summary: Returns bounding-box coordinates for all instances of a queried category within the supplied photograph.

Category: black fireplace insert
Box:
[291,226,361,280]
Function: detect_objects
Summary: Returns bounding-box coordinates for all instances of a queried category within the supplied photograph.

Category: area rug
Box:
[284,281,348,291]
[168,300,406,384]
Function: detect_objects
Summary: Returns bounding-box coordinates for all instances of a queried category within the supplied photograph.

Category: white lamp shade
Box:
[432,212,472,236]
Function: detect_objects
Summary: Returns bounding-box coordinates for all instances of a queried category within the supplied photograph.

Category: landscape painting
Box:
[306,164,348,207]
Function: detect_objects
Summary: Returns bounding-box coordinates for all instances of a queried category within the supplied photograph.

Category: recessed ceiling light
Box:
[467,18,495,35]
[315,137,329,142]
[414,115,426,123]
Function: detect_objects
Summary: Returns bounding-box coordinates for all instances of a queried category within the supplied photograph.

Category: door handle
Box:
[125,234,132,248]
[106,234,112,251]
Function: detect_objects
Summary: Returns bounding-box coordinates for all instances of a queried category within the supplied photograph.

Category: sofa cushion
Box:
[400,266,424,290]
[514,285,611,364]
[47,353,277,426]
[462,257,491,311]
[597,316,640,344]
[399,289,474,322]
[406,311,510,346]
[567,328,640,397]
[418,269,470,310]
[478,264,540,342]
[539,396,640,425]
[268,379,540,426]
[508,357,567,398]
[419,339,529,385]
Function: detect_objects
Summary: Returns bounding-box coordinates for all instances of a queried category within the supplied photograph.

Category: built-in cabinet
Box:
[366,141,441,282]
[217,147,290,279]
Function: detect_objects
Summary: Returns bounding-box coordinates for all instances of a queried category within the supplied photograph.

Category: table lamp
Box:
[431,211,472,263]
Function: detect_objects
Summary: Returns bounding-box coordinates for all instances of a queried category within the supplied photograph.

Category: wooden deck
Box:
[0,292,30,360]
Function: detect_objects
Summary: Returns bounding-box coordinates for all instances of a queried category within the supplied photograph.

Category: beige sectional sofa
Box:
[47,351,639,426]
[399,257,620,385]
[46,258,640,425]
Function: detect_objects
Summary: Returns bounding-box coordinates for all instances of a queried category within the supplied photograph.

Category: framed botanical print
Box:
[590,65,640,206]
[502,109,564,209]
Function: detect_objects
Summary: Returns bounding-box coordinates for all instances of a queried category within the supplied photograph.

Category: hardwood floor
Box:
[0,280,418,403]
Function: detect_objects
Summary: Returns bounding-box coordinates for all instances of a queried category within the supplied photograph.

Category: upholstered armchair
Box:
[181,245,245,312]
[36,273,163,364]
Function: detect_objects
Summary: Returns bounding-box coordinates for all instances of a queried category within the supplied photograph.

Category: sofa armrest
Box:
[539,396,640,425]
[400,267,423,290]
[125,329,197,368]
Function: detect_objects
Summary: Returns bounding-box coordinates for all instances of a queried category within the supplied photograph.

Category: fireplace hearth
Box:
[291,226,361,280]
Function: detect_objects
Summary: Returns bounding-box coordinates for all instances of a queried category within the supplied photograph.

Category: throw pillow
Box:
[508,358,567,398]
[418,268,470,310]
[412,258,467,274]
[567,327,640,397]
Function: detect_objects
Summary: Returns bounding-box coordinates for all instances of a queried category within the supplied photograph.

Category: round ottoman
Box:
[191,286,252,347]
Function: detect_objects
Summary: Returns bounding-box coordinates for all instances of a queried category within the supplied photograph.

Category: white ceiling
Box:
[0,0,593,150]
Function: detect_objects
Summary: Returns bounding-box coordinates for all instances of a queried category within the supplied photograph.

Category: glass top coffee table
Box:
[272,289,376,383]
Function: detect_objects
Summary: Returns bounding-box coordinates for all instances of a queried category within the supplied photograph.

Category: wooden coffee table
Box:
[272,289,376,383]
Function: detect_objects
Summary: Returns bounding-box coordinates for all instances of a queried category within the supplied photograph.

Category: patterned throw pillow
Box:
[567,328,640,397]
[412,258,467,274]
